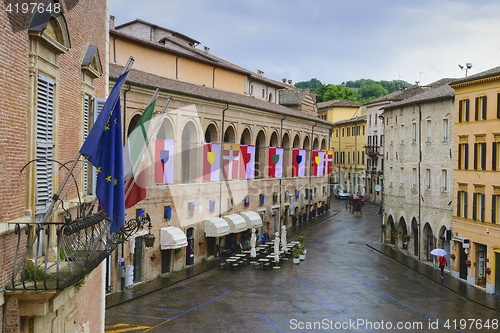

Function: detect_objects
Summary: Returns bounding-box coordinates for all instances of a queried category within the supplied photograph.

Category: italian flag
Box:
[123,98,157,208]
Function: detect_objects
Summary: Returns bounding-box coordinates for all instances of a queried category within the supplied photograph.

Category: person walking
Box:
[438,255,447,278]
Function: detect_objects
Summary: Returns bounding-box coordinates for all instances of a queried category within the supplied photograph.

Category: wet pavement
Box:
[105,200,500,332]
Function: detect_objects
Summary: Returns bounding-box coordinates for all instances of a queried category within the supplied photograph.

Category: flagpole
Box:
[40,57,135,224]
[124,95,172,202]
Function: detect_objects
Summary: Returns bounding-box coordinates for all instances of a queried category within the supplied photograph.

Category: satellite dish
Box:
[374,184,382,192]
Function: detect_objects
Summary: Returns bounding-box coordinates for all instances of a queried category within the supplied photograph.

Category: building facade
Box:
[0,1,109,332]
[450,67,500,294]
[106,19,332,293]
[382,82,455,262]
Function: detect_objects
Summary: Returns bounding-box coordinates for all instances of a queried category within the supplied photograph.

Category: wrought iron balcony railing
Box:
[6,210,146,291]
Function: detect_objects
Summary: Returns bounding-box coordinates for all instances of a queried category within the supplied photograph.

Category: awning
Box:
[204,217,230,237]
[240,211,262,229]
[223,214,248,233]
[160,227,188,250]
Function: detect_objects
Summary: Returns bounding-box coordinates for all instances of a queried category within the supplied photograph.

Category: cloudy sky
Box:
[109,0,500,86]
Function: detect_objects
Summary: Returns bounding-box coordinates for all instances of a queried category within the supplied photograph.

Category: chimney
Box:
[204,46,210,54]
[109,15,115,30]
[257,70,264,77]
[288,79,292,86]
[282,78,287,84]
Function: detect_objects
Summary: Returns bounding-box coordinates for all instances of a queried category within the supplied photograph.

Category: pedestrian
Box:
[261,233,266,245]
[230,235,237,255]
[438,255,447,278]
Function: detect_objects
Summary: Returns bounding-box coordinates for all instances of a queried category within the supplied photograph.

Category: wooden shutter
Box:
[493,195,497,224]
[35,75,54,214]
[457,191,461,216]
[473,143,478,170]
[90,98,106,194]
[493,142,497,171]
[83,96,90,195]
[465,99,470,121]
[497,93,500,119]
[475,97,479,121]
[482,95,487,120]
[464,143,469,170]
[458,144,462,169]
[481,193,485,222]
[464,191,468,218]
[481,143,486,171]
[472,193,477,221]
[458,100,462,123]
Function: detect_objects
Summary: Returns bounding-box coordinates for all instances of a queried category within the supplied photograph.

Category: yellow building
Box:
[331,115,367,194]
[450,66,500,295]
[317,99,362,122]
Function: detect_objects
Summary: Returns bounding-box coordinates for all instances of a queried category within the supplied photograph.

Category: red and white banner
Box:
[323,150,333,175]
[239,145,255,179]
[203,143,220,181]
[155,140,175,184]
[312,150,325,176]
[223,143,240,180]
[268,147,283,178]
[292,148,306,177]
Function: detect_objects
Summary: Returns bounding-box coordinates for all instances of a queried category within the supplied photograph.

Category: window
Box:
[427,120,432,142]
[348,151,351,164]
[363,125,365,135]
[473,192,485,221]
[374,114,378,125]
[400,167,404,187]
[474,141,486,170]
[457,191,468,218]
[442,118,449,142]
[497,92,500,119]
[412,168,417,189]
[336,128,339,138]
[347,127,350,137]
[390,126,394,145]
[400,124,405,144]
[390,167,393,186]
[441,169,448,192]
[493,194,500,224]
[342,128,345,137]
[458,98,470,122]
[362,151,365,164]
[83,96,90,195]
[357,125,360,136]
[35,75,55,214]
[458,143,469,170]
[412,122,417,143]
[426,169,431,190]
[334,151,339,164]
[368,136,372,146]
[369,115,371,125]
[475,95,487,121]
[262,89,265,98]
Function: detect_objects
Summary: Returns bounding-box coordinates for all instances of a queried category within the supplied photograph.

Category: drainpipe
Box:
[328,128,333,208]
[309,121,318,217]
[417,104,422,260]
[217,104,229,256]
[113,37,117,63]
[212,66,219,88]
[122,83,131,143]
[279,116,286,231]
[175,56,181,79]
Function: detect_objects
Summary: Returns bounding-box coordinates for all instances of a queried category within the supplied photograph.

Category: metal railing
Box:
[6,210,145,291]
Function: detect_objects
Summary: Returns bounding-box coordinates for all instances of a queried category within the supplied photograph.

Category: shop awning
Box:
[240,211,262,229]
[204,217,230,237]
[223,214,248,233]
[160,227,188,250]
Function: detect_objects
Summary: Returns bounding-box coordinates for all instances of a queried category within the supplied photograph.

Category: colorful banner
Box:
[223,143,240,179]
[323,150,333,175]
[203,143,220,181]
[268,147,283,178]
[312,150,325,176]
[292,148,306,177]
[239,145,255,179]
[155,140,175,184]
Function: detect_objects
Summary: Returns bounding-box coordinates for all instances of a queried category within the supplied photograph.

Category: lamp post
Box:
[142,213,155,248]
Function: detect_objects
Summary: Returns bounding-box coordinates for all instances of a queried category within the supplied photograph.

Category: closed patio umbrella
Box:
[250,227,256,259]
[281,225,287,253]
[274,232,280,264]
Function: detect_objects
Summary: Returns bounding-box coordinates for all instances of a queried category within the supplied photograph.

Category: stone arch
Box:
[399,216,408,250]
[292,133,301,148]
[204,122,218,143]
[269,130,279,147]
[282,132,291,177]
[181,120,199,183]
[223,124,236,143]
[387,215,395,245]
[320,137,327,150]
[313,137,320,151]
[157,117,175,140]
[303,136,311,176]
[255,129,266,179]
[240,127,252,145]
[423,222,434,261]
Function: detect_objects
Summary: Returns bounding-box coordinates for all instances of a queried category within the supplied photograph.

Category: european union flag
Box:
[80,71,129,233]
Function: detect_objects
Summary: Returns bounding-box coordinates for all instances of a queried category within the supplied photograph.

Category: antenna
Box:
[458,63,472,77]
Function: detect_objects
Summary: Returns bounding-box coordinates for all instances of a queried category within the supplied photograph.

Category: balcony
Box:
[365,145,380,156]
[5,210,134,291]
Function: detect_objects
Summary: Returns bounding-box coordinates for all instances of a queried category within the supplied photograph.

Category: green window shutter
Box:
[464,191,468,218]
[475,97,479,121]
[459,100,462,122]
[482,95,487,120]
[493,142,497,171]
[465,99,470,121]
[493,195,497,224]
[457,191,461,216]
[458,144,462,169]
[481,193,485,221]
[481,143,487,171]
[472,193,477,221]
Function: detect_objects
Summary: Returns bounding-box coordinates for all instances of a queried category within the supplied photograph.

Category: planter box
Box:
[299,254,306,260]
[293,257,300,264]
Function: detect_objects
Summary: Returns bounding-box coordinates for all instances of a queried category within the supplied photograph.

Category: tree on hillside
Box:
[358,83,388,101]
[294,78,323,90]
[323,84,358,102]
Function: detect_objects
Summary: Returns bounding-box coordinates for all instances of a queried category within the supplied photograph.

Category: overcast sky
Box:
[109,0,500,86]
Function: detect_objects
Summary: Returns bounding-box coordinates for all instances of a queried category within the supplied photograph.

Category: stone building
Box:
[105,19,332,293]
[0,1,109,332]
[382,81,455,262]
[450,67,500,294]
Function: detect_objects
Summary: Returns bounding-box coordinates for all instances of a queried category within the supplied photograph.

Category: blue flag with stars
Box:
[80,71,129,233]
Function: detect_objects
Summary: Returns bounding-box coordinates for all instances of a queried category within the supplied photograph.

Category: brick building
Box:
[0,1,109,332]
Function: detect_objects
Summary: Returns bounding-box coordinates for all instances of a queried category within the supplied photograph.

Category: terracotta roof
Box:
[383,82,454,110]
[279,90,310,106]
[317,99,360,109]
[331,115,367,126]
[364,86,426,105]
[450,66,500,86]
[111,64,331,125]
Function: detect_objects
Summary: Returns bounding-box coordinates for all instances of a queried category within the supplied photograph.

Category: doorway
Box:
[133,237,143,283]
[476,244,486,286]
[459,245,468,280]
[161,249,171,274]
[495,252,500,296]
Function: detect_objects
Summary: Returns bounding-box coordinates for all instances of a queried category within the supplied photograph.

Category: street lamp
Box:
[142,213,155,248]
[458,63,472,77]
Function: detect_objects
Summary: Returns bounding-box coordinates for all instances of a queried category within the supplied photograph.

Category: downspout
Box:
[279,115,286,231]
[417,105,422,260]
[218,104,229,257]
[378,113,385,238]
[113,37,117,63]
[328,128,333,208]
[309,121,318,217]
[122,83,131,143]
[212,66,219,88]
